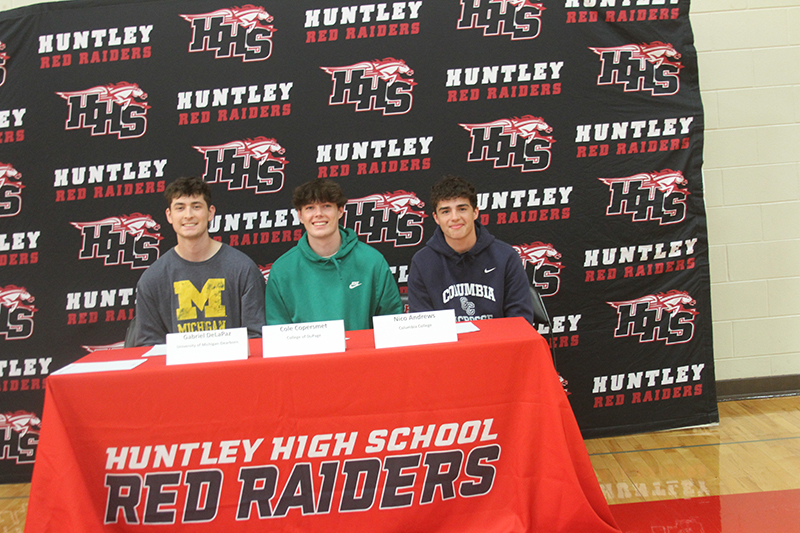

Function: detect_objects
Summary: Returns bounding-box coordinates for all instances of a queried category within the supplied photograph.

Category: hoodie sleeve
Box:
[502,252,535,324]
[407,252,435,313]
[264,265,293,325]
[374,260,403,317]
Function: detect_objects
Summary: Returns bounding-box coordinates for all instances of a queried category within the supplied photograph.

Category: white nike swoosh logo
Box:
[349,281,362,289]
[485,268,496,273]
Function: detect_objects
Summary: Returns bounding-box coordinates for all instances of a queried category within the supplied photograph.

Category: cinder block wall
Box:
[3,0,799,382]
[691,0,800,380]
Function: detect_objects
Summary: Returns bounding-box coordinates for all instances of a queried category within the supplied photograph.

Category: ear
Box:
[472,208,479,221]
[165,207,173,224]
[337,205,344,220]
[432,212,440,225]
[208,204,216,220]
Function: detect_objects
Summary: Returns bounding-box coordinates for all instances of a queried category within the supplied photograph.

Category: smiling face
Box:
[298,201,344,243]
[433,196,479,253]
[166,194,215,242]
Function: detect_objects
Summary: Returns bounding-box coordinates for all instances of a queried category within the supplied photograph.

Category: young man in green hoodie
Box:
[264,179,403,331]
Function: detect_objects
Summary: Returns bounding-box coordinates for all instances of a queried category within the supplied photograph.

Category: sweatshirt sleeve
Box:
[241,263,267,337]
[374,261,403,317]
[503,253,535,324]
[264,266,293,325]
[134,275,169,346]
[407,254,434,313]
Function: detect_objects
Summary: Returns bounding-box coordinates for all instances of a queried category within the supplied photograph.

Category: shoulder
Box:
[268,245,303,273]
[137,248,175,284]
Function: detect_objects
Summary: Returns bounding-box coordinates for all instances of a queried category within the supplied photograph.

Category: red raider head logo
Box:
[0,285,37,341]
[259,263,273,282]
[608,289,698,345]
[457,0,545,41]
[56,82,149,139]
[194,137,286,194]
[321,58,415,115]
[460,115,554,172]
[344,191,427,247]
[70,213,161,269]
[181,4,274,62]
[0,41,8,87]
[512,241,563,296]
[0,163,23,218]
[590,42,683,96]
[599,169,690,225]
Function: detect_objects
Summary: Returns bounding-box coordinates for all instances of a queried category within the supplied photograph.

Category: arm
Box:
[503,254,535,323]
[264,268,293,325]
[134,276,169,346]
[240,264,267,337]
[374,261,403,316]
[407,255,435,313]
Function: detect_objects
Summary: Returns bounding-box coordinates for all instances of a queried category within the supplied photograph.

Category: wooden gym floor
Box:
[4,395,799,532]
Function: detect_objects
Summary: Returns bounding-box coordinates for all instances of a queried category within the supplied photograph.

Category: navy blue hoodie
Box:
[408,222,534,323]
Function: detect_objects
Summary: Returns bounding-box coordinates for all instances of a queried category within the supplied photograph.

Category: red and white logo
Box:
[57,82,149,139]
[608,289,698,345]
[590,42,683,96]
[0,410,39,464]
[0,163,23,218]
[0,41,9,87]
[457,0,545,40]
[0,285,37,341]
[599,169,689,225]
[259,263,273,282]
[344,191,426,247]
[512,241,563,295]
[194,137,287,194]
[460,115,554,172]
[70,213,161,269]
[322,58,415,115]
[181,5,274,62]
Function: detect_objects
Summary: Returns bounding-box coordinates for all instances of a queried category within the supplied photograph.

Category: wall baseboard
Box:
[717,375,800,401]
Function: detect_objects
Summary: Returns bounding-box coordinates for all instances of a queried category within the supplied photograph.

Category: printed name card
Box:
[262,320,346,358]
[373,309,457,349]
[166,327,249,366]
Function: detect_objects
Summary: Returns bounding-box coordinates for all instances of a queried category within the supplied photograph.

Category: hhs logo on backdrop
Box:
[194,137,286,194]
[344,191,426,247]
[457,0,544,40]
[57,82,148,138]
[181,5,274,62]
[321,58,415,115]
[0,285,37,340]
[600,169,689,225]
[608,290,698,345]
[0,163,22,218]
[70,214,161,269]
[460,115,554,172]
[590,42,683,96]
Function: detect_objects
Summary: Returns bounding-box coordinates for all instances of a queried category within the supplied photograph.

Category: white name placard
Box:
[262,320,345,358]
[166,327,249,366]
[373,309,457,349]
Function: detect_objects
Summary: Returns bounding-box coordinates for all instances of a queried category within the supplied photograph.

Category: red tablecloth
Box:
[25,317,619,532]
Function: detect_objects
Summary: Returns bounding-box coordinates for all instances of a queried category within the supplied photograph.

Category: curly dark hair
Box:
[164,177,212,207]
[430,175,477,211]
[292,179,348,210]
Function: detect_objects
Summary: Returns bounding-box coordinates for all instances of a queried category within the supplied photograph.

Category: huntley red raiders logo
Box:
[512,241,563,296]
[194,137,286,194]
[344,191,426,247]
[0,410,39,464]
[259,263,272,282]
[56,82,149,139]
[608,289,697,345]
[181,5,274,62]
[321,58,415,115]
[460,115,554,172]
[0,163,23,218]
[457,0,545,40]
[599,169,689,225]
[0,41,8,87]
[0,285,37,340]
[70,214,161,269]
[590,42,683,96]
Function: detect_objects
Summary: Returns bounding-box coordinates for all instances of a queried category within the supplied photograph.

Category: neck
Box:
[308,228,343,258]
[174,235,222,262]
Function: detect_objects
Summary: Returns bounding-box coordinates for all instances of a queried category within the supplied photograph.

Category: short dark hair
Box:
[165,177,212,207]
[430,175,477,211]
[292,179,348,210]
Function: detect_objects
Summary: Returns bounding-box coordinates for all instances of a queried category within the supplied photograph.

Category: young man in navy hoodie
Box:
[408,175,534,323]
